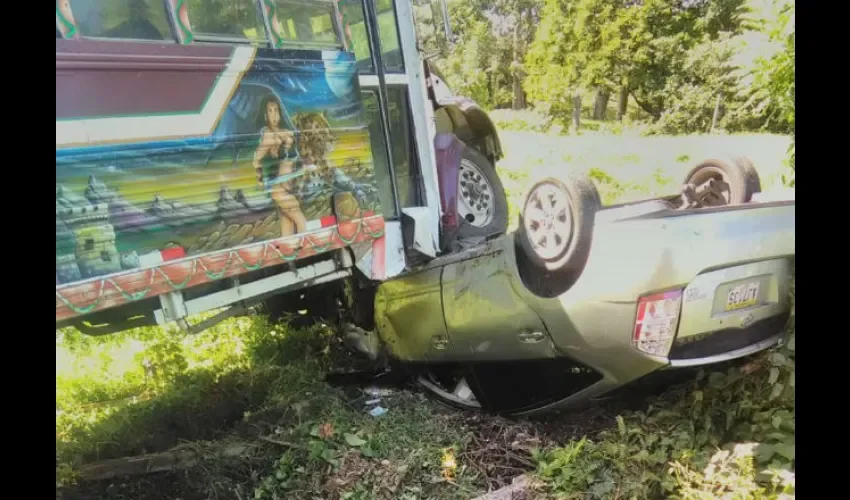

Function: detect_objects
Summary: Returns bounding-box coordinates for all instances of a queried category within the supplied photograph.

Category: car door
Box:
[439,242,557,361]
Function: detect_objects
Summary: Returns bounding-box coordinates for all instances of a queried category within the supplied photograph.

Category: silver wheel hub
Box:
[689,167,733,206]
[418,373,481,408]
[458,160,495,227]
[524,183,573,261]
[695,177,731,205]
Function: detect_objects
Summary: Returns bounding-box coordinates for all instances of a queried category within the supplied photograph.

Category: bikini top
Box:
[260,127,300,161]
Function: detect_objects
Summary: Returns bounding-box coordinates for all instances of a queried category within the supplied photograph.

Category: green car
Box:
[344,156,795,416]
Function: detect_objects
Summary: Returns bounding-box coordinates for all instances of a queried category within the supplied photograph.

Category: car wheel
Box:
[416,366,483,411]
[515,174,601,298]
[683,155,761,206]
[455,145,509,240]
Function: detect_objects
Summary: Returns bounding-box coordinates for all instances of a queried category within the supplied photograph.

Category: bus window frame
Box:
[259,0,347,51]
[172,0,274,46]
[55,0,182,44]
[341,0,406,75]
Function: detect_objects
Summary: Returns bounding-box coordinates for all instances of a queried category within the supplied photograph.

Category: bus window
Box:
[185,0,267,43]
[65,0,172,40]
[270,1,342,49]
[338,0,404,73]
[362,88,420,216]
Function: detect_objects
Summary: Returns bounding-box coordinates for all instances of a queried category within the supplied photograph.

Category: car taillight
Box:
[633,290,683,357]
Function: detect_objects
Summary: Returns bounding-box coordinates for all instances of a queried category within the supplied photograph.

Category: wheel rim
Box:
[458,159,495,227]
[418,370,481,409]
[523,182,573,261]
[688,166,732,206]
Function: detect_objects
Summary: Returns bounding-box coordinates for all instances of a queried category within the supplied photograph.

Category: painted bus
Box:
[56,0,509,335]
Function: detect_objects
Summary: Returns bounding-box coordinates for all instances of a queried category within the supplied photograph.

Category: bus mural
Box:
[56,44,382,285]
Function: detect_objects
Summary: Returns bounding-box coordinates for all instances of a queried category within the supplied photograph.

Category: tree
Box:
[748,0,794,184]
[487,0,542,109]
[438,0,543,109]
[525,0,754,131]
[739,0,794,135]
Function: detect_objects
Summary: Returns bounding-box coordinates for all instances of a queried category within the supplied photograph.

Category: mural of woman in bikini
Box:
[253,95,316,237]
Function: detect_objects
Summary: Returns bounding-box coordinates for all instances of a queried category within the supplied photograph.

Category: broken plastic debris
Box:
[364,386,394,397]
[368,406,388,417]
[365,398,381,405]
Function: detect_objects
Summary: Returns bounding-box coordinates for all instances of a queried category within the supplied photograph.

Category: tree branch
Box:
[629,91,661,120]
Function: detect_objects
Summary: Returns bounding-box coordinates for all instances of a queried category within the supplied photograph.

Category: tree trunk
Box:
[511,17,526,110]
[572,92,582,131]
[512,75,526,110]
[593,89,610,120]
[617,84,629,121]
[488,70,495,107]
[710,94,722,132]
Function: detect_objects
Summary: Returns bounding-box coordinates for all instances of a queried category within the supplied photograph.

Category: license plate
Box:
[724,281,760,311]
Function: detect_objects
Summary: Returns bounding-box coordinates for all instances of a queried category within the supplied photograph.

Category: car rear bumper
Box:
[667,312,788,367]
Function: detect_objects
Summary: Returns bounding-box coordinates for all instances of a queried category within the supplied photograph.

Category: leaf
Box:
[616,415,626,436]
[321,448,340,466]
[632,449,650,462]
[755,444,775,462]
[768,367,779,384]
[769,352,786,367]
[776,443,795,461]
[345,433,368,447]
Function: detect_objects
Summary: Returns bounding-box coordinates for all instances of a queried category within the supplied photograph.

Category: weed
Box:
[533,280,795,499]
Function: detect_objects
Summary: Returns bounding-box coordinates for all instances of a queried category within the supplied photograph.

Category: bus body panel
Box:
[55,39,386,322]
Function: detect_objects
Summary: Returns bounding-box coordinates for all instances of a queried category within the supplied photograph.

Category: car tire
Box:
[416,366,484,412]
[455,145,509,240]
[515,174,601,298]
[683,155,761,206]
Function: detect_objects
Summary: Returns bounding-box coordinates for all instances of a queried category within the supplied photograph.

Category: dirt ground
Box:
[57,374,638,500]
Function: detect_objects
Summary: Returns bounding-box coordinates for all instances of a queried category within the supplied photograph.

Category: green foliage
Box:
[587,166,651,204]
[534,280,796,498]
[440,8,498,107]
[514,0,795,139]
[57,314,482,499]
[55,316,333,470]
[650,33,745,134]
[737,0,795,185]
[437,0,543,109]
[783,137,794,187]
[525,0,756,133]
[738,1,795,134]
[251,389,476,500]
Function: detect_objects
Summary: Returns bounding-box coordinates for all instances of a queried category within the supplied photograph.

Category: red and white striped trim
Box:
[305,211,376,232]
[305,215,339,232]
[138,246,187,268]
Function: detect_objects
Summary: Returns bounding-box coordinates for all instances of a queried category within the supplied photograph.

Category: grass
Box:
[493,109,791,229]
[57,319,512,499]
[532,276,795,499]
[57,120,795,499]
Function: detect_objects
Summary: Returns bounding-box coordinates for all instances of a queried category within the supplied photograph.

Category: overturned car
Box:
[343,156,795,416]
